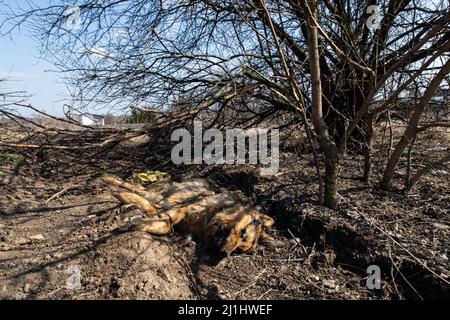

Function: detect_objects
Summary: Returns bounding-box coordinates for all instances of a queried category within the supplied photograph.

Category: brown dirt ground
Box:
[0,124,449,300]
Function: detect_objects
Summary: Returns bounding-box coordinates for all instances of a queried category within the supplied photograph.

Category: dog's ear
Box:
[260,214,274,229]
[258,229,274,244]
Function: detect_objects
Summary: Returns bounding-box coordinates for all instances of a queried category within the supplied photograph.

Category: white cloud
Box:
[0,67,38,80]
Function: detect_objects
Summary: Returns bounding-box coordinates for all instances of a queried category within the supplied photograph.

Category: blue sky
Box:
[1,0,445,117]
[0,0,70,116]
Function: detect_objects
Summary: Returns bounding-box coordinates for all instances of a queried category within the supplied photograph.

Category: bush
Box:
[127,109,157,124]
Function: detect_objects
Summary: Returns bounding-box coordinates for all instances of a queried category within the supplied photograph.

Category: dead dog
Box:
[102,175,275,255]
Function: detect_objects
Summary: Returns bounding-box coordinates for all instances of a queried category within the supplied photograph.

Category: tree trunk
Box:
[381,59,450,190]
[363,115,374,182]
[306,0,339,208]
[363,144,372,183]
[320,136,340,208]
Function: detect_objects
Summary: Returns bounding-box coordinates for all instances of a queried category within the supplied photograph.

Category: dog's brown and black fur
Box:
[102,176,274,255]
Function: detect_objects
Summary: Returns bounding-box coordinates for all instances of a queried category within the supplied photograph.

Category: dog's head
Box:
[215,210,274,255]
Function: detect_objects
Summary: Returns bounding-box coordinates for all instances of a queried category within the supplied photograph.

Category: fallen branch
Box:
[44,185,81,204]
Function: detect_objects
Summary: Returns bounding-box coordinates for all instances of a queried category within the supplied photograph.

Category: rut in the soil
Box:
[270,201,450,300]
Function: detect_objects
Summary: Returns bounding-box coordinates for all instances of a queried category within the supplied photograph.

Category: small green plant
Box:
[0,153,24,166]
[91,171,113,178]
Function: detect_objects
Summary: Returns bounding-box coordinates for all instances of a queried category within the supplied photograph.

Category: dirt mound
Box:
[78,232,194,300]
[0,171,193,299]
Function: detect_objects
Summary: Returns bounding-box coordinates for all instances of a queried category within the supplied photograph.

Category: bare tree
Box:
[304,0,340,208]
[2,0,449,207]
[381,59,450,190]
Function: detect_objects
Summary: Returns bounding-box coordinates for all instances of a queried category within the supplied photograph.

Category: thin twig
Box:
[44,185,80,204]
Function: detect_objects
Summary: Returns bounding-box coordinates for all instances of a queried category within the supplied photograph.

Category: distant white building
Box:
[64,104,105,126]
[79,113,105,126]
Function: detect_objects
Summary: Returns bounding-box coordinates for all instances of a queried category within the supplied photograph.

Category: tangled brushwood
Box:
[101,175,275,255]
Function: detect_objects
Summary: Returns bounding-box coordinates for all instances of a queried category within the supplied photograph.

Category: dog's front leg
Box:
[135,216,173,235]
